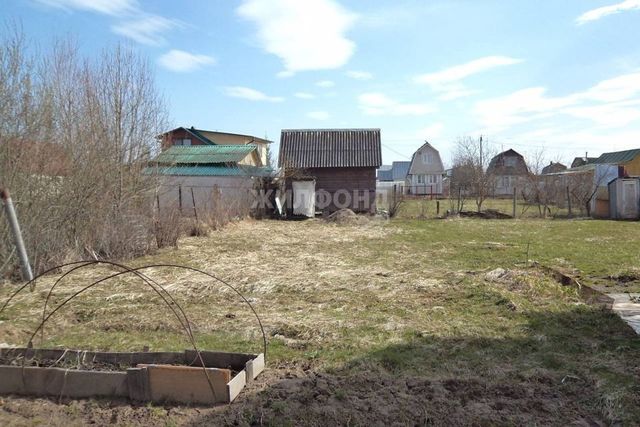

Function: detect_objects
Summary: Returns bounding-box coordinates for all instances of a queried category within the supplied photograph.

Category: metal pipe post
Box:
[1,188,34,281]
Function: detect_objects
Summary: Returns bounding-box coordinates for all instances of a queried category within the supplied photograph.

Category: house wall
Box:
[405,174,443,195]
[155,175,256,216]
[200,132,268,166]
[285,167,377,213]
[161,129,209,150]
[622,156,640,176]
[493,175,528,197]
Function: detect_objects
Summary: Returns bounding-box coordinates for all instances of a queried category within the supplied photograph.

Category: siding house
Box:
[405,142,445,195]
[279,128,382,214]
[146,145,272,215]
[487,149,529,196]
[159,126,271,167]
[590,148,640,218]
[377,161,410,183]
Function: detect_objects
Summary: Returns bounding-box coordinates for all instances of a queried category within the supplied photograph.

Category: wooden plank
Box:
[183,350,256,370]
[126,368,150,401]
[227,370,246,403]
[0,366,128,398]
[245,353,264,383]
[145,365,231,404]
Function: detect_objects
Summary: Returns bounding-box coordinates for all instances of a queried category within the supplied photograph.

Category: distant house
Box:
[158,126,271,167]
[146,145,272,214]
[487,149,529,196]
[541,162,567,175]
[378,161,410,183]
[405,142,445,195]
[377,165,393,181]
[279,128,382,215]
[571,156,598,168]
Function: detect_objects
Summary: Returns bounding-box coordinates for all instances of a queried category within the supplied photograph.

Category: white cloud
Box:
[307,111,330,120]
[158,50,216,73]
[576,0,640,24]
[346,70,373,80]
[111,15,181,46]
[294,92,315,99]
[223,86,284,102]
[358,92,435,116]
[414,56,522,101]
[474,71,640,133]
[36,0,136,15]
[237,0,357,73]
[414,56,523,87]
[316,80,335,88]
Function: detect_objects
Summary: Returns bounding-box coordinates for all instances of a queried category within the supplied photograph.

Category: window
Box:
[504,156,516,167]
[174,138,192,146]
[422,152,433,164]
[417,174,425,184]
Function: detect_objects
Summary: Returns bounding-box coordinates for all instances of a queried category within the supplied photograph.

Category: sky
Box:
[4,0,640,166]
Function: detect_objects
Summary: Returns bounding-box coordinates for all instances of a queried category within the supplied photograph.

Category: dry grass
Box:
[0,217,639,426]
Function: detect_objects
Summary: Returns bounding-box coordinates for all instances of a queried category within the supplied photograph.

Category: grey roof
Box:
[391,161,411,180]
[377,166,393,181]
[594,149,640,164]
[279,129,382,168]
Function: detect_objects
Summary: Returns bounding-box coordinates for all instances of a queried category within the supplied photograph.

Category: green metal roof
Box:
[144,165,274,177]
[595,149,640,164]
[153,145,256,165]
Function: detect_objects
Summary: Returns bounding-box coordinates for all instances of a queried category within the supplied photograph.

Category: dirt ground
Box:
[1,218,639,426]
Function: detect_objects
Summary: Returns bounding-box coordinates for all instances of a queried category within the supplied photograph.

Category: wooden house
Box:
[487,149,529,197]
[541,162,567,175]
[158,127,271,167]
[405,142,445,196]
[278,129,382,215]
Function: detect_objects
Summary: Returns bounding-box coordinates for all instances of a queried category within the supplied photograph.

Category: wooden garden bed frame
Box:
[0,347,265,404]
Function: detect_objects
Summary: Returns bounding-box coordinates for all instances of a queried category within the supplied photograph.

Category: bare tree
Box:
[0,28,168,277]
[452,136,495,212]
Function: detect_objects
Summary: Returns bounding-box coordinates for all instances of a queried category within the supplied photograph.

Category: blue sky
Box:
[6,0,640,165]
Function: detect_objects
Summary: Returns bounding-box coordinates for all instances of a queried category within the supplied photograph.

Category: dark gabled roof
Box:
[571,157,597,168]
[541,162,567,175]
[594,149,640,165]
[279,128,382,168]
[487,149,529,175]
[152,145,256,165]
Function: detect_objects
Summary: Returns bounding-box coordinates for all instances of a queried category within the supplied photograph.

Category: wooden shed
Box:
[608,177,640,220]
[279,129,382,215]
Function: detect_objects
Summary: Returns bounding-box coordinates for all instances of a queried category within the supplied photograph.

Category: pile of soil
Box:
[325,209,369,225]
[459,209,513,219]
